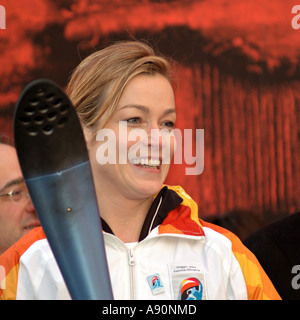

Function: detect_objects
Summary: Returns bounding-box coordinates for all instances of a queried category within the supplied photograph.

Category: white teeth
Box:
[131,158,161,167]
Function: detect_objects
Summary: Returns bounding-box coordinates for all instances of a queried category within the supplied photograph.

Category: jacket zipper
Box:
[125,194,162,300]
[128,248,136,299]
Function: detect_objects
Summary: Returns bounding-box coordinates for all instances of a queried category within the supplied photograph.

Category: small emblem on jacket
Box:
[179,277,203,300]
[169,263,206,299]
[147,273,165,295]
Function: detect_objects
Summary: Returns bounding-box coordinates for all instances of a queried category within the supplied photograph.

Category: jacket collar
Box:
[158,185,205,237]
[101,185,205,241]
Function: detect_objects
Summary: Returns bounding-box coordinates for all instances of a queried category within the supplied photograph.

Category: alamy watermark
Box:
[95,122,204,176]
[0,265,5,290]
[291,265,300,290]
[292,5,300,29]
[0,5,5,29]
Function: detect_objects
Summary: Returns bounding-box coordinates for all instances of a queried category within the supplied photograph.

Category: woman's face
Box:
[88,73,176,200]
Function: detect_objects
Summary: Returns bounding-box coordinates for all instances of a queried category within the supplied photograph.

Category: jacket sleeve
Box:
[0,244,21,300]
[0,227,47,300]
[229,231,281,300]
[199,219,281,300]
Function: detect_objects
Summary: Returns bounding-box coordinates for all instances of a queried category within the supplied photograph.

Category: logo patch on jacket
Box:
[169,263,206,300]
[179,277,203,300]
[147,273,165,295]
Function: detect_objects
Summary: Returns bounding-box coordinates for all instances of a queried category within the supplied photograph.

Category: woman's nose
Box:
[145,122,163,147]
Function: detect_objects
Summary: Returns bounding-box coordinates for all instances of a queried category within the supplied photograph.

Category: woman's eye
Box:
[126,117,141,125]
[162,121,175,129]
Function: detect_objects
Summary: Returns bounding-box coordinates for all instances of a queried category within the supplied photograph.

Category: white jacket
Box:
[0,185,280,300]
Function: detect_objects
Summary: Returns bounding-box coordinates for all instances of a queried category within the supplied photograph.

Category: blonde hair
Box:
[67,41,174,131]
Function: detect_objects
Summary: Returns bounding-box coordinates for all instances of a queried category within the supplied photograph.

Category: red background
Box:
[0,0,299,239]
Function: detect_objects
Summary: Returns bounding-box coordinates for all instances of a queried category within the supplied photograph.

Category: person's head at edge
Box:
[0,135,40,254]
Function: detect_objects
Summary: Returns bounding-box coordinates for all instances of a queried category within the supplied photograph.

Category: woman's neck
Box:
[97,190,154,243]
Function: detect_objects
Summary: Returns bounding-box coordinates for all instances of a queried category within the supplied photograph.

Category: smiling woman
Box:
[66,41,178,242]
[85,72,176,242]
